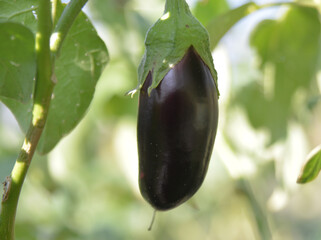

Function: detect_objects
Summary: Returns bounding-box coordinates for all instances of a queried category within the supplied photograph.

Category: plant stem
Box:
[0,0,53,238]
[50,0,88,56]
[0,0,89,238]
[52,0,60,27]
[164,0,190,15]
[0,125,49,240]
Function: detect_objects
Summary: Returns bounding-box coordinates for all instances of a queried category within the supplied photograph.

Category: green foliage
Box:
[0,22,35,103]
[242,5,320,142]
[0,0,39,139]
[0,1,108,154]
[38,9,108,154]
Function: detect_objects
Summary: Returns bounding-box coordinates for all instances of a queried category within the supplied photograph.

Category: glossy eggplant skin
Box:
[137,47,218,211]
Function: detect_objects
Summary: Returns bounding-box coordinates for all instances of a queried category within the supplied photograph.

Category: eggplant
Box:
[137,46,219,211]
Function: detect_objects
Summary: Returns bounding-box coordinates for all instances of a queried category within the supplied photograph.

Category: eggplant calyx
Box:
[129,0,219,97]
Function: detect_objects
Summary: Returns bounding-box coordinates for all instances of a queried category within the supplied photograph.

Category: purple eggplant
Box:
[137,46,219,210]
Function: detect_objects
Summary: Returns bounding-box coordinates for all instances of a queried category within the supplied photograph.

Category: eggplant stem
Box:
[148,210,157,231]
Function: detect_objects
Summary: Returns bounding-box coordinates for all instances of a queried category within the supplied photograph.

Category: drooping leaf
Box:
[236,6,320,142]
[207,2,259,50]
[37,10,109,154]
[0,22,35,103]
[297,146,321,184]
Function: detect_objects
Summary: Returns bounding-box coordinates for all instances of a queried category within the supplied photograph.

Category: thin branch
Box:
[52,0,60,27]
[50,0,88,56]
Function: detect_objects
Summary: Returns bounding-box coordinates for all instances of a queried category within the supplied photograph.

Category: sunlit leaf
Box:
[0,22,35,103]
[297,146,321,184]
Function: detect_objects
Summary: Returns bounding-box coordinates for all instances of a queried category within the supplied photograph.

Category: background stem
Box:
[237,178,272,240]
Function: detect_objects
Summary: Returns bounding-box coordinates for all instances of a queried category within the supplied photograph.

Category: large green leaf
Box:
[0,0,37,126]
[297,146,321,184]
[3,8,109,154]
[38,10,109,154]
[0,22,35,103]
[237,6,320,142]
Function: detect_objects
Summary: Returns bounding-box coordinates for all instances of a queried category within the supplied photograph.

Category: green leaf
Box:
[2,9,109,154]
[297,146,321,184]
[237,6,320,142]
[0,0,38,32]
[0,22,35,103]
[38,10,109,154]
[207,2,259,50]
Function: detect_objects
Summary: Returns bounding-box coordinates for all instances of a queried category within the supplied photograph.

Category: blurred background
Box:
[1,0,321,239]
